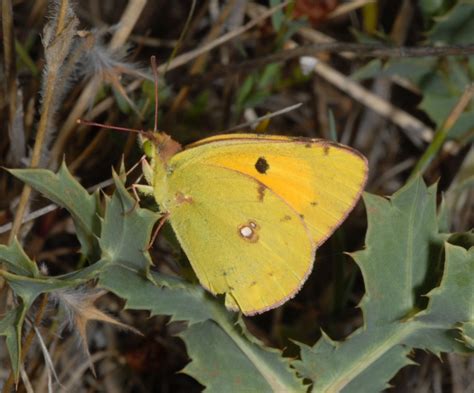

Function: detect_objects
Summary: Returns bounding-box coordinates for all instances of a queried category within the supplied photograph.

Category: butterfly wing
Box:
[166,164,314,315]
[164,134,367,315]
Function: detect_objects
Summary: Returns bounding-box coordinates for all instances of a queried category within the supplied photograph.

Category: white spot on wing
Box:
[240,226,253,238]
[238,220,259,243]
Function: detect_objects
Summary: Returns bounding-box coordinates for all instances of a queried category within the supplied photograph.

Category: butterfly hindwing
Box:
[166,163,314,315]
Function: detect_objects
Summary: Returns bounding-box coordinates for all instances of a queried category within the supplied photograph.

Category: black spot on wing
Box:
[255,157,269,174]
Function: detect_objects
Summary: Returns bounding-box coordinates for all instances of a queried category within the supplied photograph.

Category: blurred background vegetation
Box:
[0,0,473,391]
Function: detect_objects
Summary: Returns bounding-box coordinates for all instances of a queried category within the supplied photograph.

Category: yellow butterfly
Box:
[138,132,368,316]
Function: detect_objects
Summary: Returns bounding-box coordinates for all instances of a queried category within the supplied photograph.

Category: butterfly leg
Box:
[121,155,151,215]
[127,154,147,176]
[145,212,170,250]
[123,183,154,216]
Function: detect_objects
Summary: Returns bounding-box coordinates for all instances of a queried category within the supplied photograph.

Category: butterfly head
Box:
[141,131,182,165]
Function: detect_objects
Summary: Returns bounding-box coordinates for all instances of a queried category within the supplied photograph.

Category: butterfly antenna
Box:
[76,119,146,135]
[151,55,159,133]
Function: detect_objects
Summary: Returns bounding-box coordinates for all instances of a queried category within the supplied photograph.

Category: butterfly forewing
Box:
[172,134,368,246]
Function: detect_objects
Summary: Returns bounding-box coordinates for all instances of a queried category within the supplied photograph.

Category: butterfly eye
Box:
[142,140,154,158]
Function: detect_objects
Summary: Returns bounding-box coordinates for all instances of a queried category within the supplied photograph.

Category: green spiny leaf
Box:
[1,270,85,303]
[291,177,472,392]
[0,238,39,277]
[0,307,23,380]
[98,171,159,276]
[98,264,305,391]
[99,266,217,325]
[428,1,474,44]
[8,163,101,260]
[0,270,74,382]
[354,178,444,326]
[402,241,474,354]
[413,243,474,331]
[294,331,414,393]
[460,321,474,349]
[181,320,305,393]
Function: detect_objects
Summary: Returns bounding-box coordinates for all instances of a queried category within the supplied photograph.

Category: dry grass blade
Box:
[109,0,147,51]
[49,0,148,167]
[167,0,239,119]
[2,0,18,149]
[328,0,375,19]
[310,60,433,146]
[32,325,61,387]
[58,351,118,393]
[8,0,79,242]
[158,0,290,74]
[223,103,303,133]
[54,288,141,378]
[19,367,34,393]
[411,83,474,177]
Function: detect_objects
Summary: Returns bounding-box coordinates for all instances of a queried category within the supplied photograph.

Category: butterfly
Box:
[137,131,368,315]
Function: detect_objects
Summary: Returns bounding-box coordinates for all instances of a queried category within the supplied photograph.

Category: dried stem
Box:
[8,0,75,242]
[411,83,474,178]
[49,0,147,167]
[163,0,197,75]
[4,0,77,388]
[167,0,238,119]
[2,0,18,150]
[54,0,69,35]
[156,1,289,74]
[185,43,474,83]
[109,0,146,51]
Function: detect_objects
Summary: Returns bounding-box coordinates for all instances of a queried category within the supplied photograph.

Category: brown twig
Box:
[180,43,474,85]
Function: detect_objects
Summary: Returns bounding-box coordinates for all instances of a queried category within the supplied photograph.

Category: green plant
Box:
[1,164,472,391]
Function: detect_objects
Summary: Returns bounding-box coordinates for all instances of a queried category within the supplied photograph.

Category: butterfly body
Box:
[141,133,368,316]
